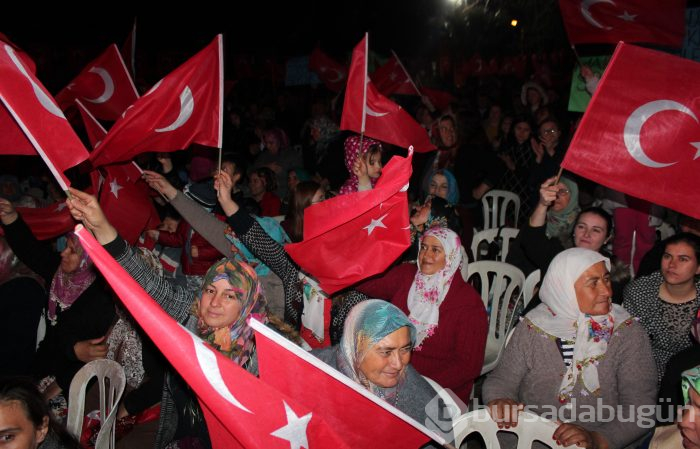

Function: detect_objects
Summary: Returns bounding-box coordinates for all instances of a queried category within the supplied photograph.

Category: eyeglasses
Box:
[540,127,558,135]
[556,189,570,196]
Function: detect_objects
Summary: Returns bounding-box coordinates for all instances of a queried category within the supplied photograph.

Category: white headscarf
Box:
[407,227,462,348]
[527,248,631,401]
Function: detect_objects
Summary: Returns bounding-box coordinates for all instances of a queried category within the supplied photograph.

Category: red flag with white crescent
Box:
[0,43,89,189]
[55,44,139,121]
[372,53,418,97]
[558,0,686,47]
[75,226,350,449]
[75,99,107,150]
[340,34,435,153]
[89,35,223,167]
[308,46,348,92]
[285,149,413,294]
[562,42,700,219]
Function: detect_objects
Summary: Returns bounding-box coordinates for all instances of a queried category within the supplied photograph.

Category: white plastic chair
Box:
[470,227,520,262]
[423,375,463,418]
[482,190,520,230]
[465,261,525,375]
[452,408,575,449]
[522,269,541,310]
[67,359,126,449]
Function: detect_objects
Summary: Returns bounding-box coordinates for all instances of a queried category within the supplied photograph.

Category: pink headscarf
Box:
[48,233,96,325]
[339,134,382,195]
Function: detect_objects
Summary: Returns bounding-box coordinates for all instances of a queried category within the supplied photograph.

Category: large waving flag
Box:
[562,43,700,219]
[372,51,419,97]
[0,43,89,189]
[558,0,686,47]
[340,34,435,153]
[56,44,139,121]
[308,46,348,92]
[75,226,350,449]
[285,149,413,294]
[251,319,442,448]
[75,99,108,149]
[89,35,223,167]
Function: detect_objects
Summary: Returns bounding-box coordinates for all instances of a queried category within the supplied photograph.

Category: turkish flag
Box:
[420,87,455,113]
[340,35,435,153]
[74,226,350,449]
[4,203,74,241]
[252,319,441,448]
[0,32,35,74]
[562,43,700,220]
[372,53,418,97]
[558,0,686,47]
[89,35,223,167]
[55,44,139,121]
[308,46,348,92]
[0,43,89,189]
[285,149,412,294]
[75,100,107,150]
[98,162,160,245]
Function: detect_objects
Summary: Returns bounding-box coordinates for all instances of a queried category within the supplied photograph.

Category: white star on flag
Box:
[270,401,311,449]
[109,178,123,199]
[54,203,67,212]
[363,213,388,235]
[618,11,637,22]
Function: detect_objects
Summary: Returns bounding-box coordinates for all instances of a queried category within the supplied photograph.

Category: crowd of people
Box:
[1,43,700,449]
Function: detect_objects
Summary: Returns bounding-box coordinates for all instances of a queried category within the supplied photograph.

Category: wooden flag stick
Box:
[553,166,564,185]
[570,44,584,67]
[217,147,222,174]
[134,160,169,202]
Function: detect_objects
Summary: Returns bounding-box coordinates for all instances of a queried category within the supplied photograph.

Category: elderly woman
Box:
[312,300,437,423]
[0,198,114,399]
[623,233,700,383]
[484,248,657,449]
[67,189,273,449]
[356,227,487,404]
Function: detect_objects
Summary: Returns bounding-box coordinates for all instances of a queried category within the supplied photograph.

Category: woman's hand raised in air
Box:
[66,188,118,244]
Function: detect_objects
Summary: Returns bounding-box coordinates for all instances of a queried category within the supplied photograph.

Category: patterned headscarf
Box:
[407,227,462,348]
[527,248,631,402]
[48,233,96,325]
[194,258,268,366]
[545,176,580,244]
[338,300,416,403]
[310,116,339,149]
[339,134,382,195]
[682,365,700,404]
[223,217,291,277]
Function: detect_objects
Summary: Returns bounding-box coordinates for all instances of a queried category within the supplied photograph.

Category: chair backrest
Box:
[482,190,520,230]
[465,261,525,375]
[452,408,575,449]
[423,375,463,419]
[67,360,126,449]
[470,227,520,262]
[522,269,541,310]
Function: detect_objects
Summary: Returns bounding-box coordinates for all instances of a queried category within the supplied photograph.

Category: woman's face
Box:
[573,213,609,251]
[550,186,571,212]
[526,88,542,106]
[263,134,280,154]
[358,326,412,388]
[310,189,325,205]
[199,278,243,329]
[248,173,265,196]
[0,401,48,449]
[419,235,447,275]
[513,121,531,144]
[59,239,81,274]
[287,171,299,192]
[680,388,700,449]
[438,119,457,148]
[661,242,700,286]
[574,261,612,316]
[428,174,449,201]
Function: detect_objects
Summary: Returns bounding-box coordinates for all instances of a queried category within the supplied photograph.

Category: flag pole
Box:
[133,160,169,202]
[359,32,369,152]
[570,44,584,67]
[553,166,564,185]
[392,49,421,96]
[217,147,222,174]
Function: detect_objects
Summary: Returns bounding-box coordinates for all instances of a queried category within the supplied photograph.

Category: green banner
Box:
[568,55,611,113]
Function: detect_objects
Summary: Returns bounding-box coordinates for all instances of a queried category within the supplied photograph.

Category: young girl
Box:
[339,134,383,195]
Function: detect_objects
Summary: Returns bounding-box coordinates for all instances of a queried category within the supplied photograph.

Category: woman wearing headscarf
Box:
[483,248,657,449]
[0,198,114,399]
[544,176,580,245]
[66,189,273,449]
[356,227,487,404]
[311,300,438,423]
[425,169,460,206]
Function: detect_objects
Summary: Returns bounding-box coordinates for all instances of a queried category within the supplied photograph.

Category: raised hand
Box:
[66,188,118,244]
[0,197,18,225]
[214,171,239,217]
[142,170,177,200]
